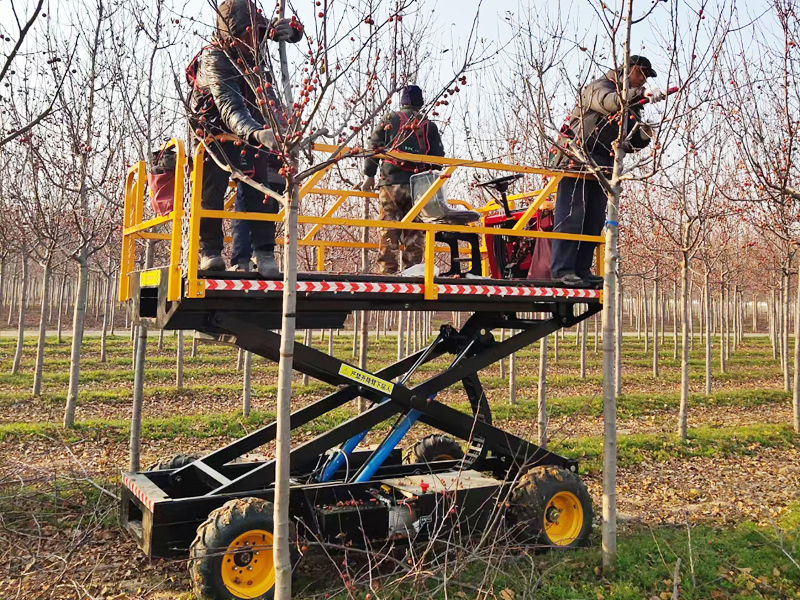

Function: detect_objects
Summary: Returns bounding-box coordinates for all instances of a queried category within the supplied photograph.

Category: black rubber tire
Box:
[145,453,197,471]
[409,434,465,464]
[190,497,297,600]
[507,466,592,549]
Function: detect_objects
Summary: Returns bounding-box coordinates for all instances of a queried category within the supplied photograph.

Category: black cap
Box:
[629,55,657,78]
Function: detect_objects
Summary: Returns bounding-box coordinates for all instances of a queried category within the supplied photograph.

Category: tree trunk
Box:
[752,292,758,332]
[351,311,359,359]
[500,329,507,377]
[673,279,679,360]
[158,328,164,351]
[509,335,517,406]
[784,271,791,392]
[643,281,649,354]
[110,271,117,336]
[553,325,559,362]
[537,334,547,447]
[678,254,690,440]
[793,268,800,431]
[358,310,369,412]
[11,257,29,375]
[580,318,587,379]
[56,270,67,344]
[614,271,622,395]
[100,268,112,363]
[594,312,599,353]
[601,198,619,569]
[32,255,53,396]
[652,275,659,378]
[243,350,252,417]
[328,328,334,357]
[720,285,727,374]
[302,329,311,386]
[0,257,5,318]
[191,333,198,357]
[397,305,406,360]
[705,270,711,395]
[129,244,153,468]
[176,329,184,390]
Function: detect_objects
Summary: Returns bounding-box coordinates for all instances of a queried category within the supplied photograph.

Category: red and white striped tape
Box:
[122,473,155,512]
[203,279,600,299]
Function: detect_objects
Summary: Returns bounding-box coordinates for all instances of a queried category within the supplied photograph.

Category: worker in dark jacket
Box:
[549,56,664,286]
[188,0,303,277]
[361,85,445,274]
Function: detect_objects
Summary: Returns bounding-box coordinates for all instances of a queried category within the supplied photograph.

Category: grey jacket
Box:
[551,70,650,168]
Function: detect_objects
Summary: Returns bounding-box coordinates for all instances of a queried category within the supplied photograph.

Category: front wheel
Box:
[190,497,296,600]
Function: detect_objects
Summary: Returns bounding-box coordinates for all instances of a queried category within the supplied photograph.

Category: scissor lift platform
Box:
[119,141,605,599]
[135,268,601,331]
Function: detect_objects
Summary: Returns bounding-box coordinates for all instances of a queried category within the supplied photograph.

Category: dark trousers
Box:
[200,142,281,256]
[550,176,606,278]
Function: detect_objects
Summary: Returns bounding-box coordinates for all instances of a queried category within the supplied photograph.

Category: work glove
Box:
[251,128,280,151]
[645,88,668,103]
[270,17,303,42]
[361,176,376,192]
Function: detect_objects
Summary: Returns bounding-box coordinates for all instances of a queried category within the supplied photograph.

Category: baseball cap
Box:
[629,55,657,78]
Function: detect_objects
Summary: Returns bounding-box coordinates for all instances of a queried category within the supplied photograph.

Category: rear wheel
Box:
[407,434,464,464]
[507,466,592,548]
[190,497,296,600]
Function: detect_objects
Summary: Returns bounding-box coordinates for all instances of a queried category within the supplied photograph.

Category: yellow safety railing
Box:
[120,141,606,304]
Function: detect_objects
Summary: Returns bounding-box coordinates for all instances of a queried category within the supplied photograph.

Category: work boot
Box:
[199,253,225,272]
[228,260,251,273]
[558,273,584,287]
[254,249,280,278]
[577,272,604,285]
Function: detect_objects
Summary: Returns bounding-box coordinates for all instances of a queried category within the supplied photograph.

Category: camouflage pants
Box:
[377,184,424,274]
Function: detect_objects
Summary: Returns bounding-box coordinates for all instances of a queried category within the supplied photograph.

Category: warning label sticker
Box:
[338,364,395,395]
[139,269,161,288]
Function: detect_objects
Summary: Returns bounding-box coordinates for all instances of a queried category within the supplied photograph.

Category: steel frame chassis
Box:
[121,277,601,558]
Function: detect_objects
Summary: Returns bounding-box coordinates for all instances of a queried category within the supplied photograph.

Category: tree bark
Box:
[32,255,52,396]
[705,269,711,395]
[673,279,679,360]
[56,270,67,344]
[396,305,406,360]
[602,197,620,569]
[302,329,311,386]
[242,350,252,417]
[720,285,726,374]
[509,335,517,406]
[129,243,153,469]
[614,270,622,396]
[100,267,112,363]
[678,254,690,440]
[537,334,547,448]
[580,318,587,379]
[11,257,29,376]
[358,310,369,412]
[793,268,800,431]
[784,271,791,392]
[176,329,184,390]
[653,275,659,378]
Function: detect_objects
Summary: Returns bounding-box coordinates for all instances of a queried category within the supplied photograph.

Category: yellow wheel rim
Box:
[543,491,583,546]
[221,529,275,598]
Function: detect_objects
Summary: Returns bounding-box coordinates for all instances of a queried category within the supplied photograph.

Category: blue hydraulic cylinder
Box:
[319,429,368,482]
[354,409,421,483]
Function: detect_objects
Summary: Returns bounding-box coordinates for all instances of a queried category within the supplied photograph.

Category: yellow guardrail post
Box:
[186,144,206,298]
[316,245,325,271]
[424,229,437,300]
[119,162,144,302]
[168,139,186,302]
[511,175,561,231]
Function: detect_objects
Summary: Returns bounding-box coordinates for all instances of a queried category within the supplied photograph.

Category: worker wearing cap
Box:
[549,55,666,286]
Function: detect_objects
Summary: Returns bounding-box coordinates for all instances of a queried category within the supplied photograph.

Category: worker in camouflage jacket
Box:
[188,0,303,278]
[361,85,446,275]
[549,56,665,286]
